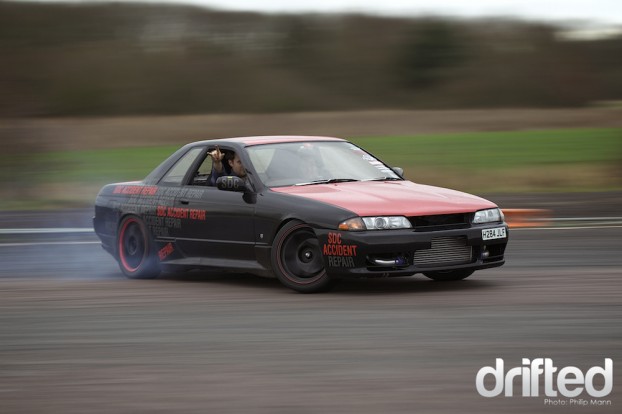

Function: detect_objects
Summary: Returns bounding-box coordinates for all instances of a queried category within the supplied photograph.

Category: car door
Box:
[172,147,256,262]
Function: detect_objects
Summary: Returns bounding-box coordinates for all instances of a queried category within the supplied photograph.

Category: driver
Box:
[208,146,249,187]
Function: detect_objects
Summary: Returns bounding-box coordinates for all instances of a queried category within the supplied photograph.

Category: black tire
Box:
[271,221,335,293]
[423,269,474,281]
[117,215,160,279]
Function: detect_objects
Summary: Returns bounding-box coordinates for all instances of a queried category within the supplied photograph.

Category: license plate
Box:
[482,227,506,241]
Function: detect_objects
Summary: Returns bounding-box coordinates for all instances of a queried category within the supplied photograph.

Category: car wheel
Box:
[272,221,335,293]
[117,215,160,279]
[423,269,474,281]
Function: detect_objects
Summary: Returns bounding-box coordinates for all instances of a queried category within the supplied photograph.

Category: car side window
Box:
[160,147,204,185]
[189,153,214,186]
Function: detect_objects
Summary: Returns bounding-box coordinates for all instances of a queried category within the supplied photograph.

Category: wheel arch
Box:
[270,216,327,250]
[273,217,304,241]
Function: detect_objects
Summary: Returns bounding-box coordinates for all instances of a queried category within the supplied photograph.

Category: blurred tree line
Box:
[1,1,621,117]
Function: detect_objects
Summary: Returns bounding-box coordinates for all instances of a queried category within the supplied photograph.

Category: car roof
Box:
[193,135,346,147]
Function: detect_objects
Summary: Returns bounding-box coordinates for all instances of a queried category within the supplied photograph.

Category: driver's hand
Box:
[209,145,224,163]
[209,145,224,172]
[208,145,225,161]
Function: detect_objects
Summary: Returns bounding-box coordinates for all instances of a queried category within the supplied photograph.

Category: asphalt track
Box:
[0,222,620,413]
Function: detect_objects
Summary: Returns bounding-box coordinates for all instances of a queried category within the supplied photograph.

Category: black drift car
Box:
[94,136,508,293]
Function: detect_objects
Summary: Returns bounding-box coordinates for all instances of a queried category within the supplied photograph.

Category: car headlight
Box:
[472,208,504,224]
[338,216,412,231]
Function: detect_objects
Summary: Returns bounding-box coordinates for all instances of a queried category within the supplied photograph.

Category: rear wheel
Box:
[117,215,160,279]
[423,269,474,281]
[271,221,335,293]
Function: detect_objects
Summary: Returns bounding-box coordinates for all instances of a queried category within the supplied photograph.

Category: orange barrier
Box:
[502,209,552,228]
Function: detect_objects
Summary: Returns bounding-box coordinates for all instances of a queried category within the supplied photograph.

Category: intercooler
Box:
[414,236,473,267]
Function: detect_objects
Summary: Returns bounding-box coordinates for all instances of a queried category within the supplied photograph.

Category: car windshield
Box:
[246,141,402,188]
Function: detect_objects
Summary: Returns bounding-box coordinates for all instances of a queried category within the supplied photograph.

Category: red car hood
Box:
[271,181,496,216]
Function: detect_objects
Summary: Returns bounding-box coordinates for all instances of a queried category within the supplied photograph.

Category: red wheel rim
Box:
[118,218,146,272]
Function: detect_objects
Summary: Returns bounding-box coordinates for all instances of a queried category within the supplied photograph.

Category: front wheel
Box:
[117,215,160,279]
[271,221,335,293]
[423,269,474,281]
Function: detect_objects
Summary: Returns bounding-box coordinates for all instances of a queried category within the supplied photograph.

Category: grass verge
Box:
[1,128,620,209]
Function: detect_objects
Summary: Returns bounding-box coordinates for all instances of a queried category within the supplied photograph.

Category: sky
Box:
[24,0,622,25]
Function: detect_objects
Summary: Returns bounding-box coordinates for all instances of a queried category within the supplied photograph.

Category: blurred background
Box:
[1,3,622,414]
[0,0,621,209]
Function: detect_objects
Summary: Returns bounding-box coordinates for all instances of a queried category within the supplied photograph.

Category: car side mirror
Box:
[392,167,404,178]
[216,176,248,192]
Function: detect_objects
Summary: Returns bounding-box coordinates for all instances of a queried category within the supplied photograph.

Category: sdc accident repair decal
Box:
[112,185,208,237]
[323,232,358,268]
[158,242,175,261]
[156,206,206,220]
[113,185,158,196]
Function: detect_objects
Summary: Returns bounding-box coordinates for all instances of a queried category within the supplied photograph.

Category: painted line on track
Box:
[0,241,101,247]
[511,225,622,231]
[0,228,94,234]
[546,217,622,221]
[1,225,621,248]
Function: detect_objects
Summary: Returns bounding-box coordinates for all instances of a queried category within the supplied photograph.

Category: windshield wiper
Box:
[363,177,402,182]
[295,178,359,186]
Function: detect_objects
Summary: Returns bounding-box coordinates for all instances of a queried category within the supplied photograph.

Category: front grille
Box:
[409,214,469,232]
[414,236,472,267]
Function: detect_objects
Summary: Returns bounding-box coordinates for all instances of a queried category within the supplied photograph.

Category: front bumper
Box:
[315,223,508,277]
